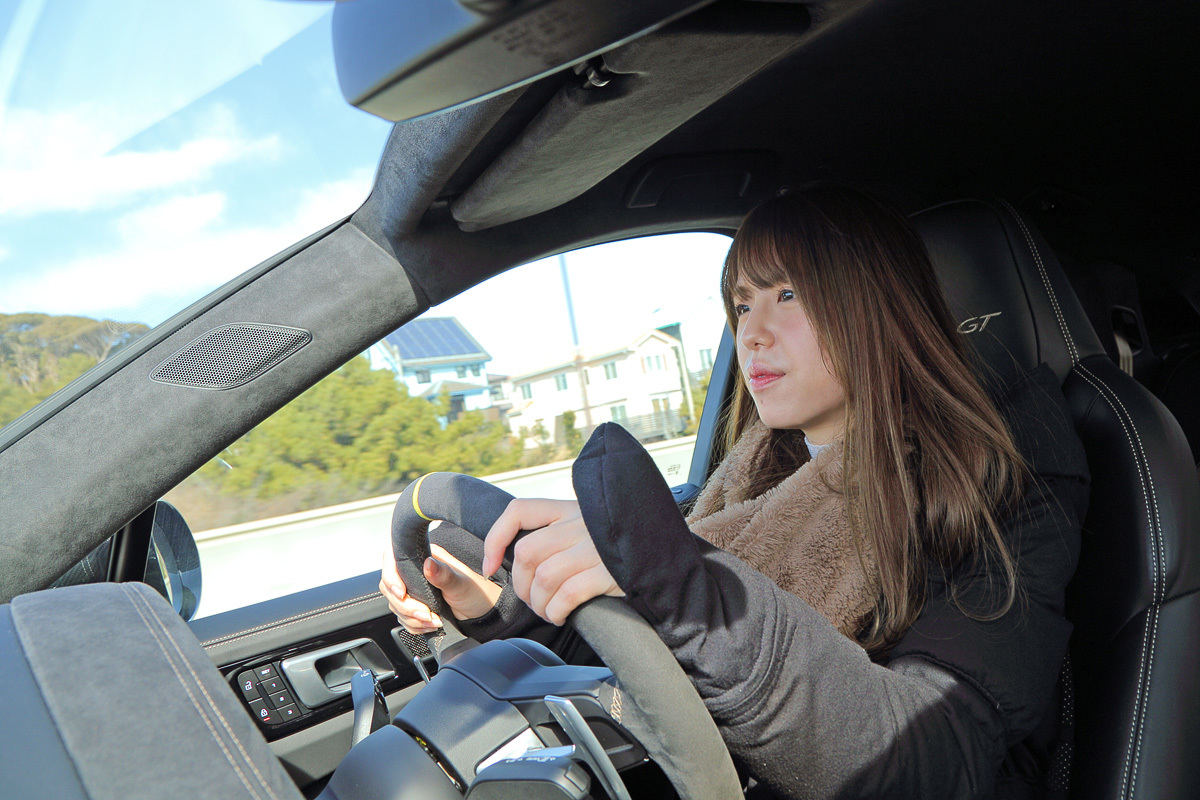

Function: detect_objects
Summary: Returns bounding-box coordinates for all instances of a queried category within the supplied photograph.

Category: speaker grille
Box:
[151,323,312,390]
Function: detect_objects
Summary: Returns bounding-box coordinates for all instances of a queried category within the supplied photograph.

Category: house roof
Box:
[383,317,489,365]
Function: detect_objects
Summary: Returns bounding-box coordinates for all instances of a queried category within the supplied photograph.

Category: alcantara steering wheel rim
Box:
[391,471,742,800]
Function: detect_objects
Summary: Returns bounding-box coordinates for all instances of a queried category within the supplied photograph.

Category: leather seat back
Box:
[912,199,1200,800]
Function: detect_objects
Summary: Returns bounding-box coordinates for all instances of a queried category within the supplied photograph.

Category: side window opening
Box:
[168,232,730,617]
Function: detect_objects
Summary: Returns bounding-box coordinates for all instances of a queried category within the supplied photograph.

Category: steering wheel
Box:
[392,471,741,800]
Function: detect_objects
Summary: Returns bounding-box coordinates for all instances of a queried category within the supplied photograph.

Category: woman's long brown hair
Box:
[720,185,1029,655]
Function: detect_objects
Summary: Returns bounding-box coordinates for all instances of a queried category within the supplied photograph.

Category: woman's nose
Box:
[738,309,773,349]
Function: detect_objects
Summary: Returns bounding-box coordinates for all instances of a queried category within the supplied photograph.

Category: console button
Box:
[275,704,300,722]
[267,690,295,709]
[236,671,260,702]
[254,664,277,680]
[260,677,284,694]
[248,699,275,724]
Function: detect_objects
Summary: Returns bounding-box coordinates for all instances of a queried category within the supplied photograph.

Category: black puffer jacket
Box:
[435,361,1090,799]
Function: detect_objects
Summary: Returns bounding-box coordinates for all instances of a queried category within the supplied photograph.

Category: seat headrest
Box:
[911,199,1105,392]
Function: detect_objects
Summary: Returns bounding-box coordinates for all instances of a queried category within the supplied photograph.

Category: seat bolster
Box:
[0,605,90,800]
[9,582,303,800]
[1062,355,1200,800]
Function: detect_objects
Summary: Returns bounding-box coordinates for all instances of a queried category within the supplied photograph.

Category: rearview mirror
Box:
[332,0,715,121]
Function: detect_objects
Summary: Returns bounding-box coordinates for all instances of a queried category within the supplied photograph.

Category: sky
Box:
[0,0,732,381]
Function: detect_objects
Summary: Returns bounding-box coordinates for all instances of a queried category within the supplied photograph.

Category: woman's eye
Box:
[778,288,795,302]
[734,304,750,317]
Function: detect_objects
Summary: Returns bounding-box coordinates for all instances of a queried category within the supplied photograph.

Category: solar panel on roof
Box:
[384,317,486,360]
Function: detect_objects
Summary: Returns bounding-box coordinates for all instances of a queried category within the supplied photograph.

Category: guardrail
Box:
[194,436,697,617]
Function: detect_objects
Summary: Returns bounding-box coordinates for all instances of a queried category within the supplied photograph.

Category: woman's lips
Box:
[748,368,783,391]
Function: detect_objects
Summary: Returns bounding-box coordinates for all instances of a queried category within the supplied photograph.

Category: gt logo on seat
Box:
[958,311,1002,334]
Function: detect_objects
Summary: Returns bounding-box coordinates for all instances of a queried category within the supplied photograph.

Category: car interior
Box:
[1,1,1198,799]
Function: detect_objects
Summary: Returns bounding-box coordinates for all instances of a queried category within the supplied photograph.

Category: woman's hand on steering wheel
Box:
[483,498,624,626]
[380,544,502,635]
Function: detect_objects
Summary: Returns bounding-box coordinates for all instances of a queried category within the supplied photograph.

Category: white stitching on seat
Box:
[133,586,282,800]
[1077,365,1164,800]
[1001,199,1080,365]
[1003,199,1164,800]
[120,584,271,800]
[201,593,382,649]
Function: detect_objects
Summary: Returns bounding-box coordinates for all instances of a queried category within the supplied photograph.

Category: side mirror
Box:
[142,501,203,621]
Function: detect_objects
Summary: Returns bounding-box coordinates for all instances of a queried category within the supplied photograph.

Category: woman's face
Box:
[733,282,848,444]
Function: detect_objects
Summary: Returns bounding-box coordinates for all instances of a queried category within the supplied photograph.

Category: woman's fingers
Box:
[424,545,502,620]
[379,547,406,600]
[542,565,623,626]
[524,538,604,619]
[482,499,581,577]
[385,592,440,634]
[380,547,440,633]
[510,523,580,603]
[509,520,624,624]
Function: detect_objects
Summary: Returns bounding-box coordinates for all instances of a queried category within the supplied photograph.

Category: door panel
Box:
[190,570,427,791]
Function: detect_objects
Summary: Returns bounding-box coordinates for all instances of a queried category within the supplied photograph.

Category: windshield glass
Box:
[0,1,392,432]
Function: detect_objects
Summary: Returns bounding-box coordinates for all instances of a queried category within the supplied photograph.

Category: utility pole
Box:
[656,322,695,426]
[559,254,594,431]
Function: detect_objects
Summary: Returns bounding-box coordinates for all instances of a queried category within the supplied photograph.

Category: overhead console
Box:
[448,2,815,230]
[333,0,880,233]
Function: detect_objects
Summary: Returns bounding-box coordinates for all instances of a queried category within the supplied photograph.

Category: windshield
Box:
[0,1,392,432]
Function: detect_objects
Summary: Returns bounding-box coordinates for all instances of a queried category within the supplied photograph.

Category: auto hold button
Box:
[248,698,276,724]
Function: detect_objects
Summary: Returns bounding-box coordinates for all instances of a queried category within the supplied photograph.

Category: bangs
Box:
[721,203,801,318]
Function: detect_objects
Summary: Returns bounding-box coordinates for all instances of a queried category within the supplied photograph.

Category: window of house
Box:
[456,366,467,378]
[168,231,730,618]
[471,364,482,376]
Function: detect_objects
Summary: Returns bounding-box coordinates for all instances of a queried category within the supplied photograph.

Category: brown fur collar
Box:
[687,422,879,639]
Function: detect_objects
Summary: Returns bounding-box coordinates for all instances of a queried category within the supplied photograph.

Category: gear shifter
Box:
[350,669,390,747]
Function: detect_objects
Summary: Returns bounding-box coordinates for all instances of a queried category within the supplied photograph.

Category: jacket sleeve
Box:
[572,363,1089,799]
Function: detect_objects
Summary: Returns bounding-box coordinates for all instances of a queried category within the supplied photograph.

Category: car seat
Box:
[911,199,1200,800]
[1060,258,1200,475]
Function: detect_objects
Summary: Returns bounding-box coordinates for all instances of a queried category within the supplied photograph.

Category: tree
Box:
[176,356,525,525]
[682,368,713,435]
[560,409,583,454]
[0,313,149,427]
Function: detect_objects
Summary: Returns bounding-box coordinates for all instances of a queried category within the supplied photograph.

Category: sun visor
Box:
[450,5,813,231]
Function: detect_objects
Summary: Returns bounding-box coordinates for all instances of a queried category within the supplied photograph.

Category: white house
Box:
[367,317,496,420]
[505,328,695,447]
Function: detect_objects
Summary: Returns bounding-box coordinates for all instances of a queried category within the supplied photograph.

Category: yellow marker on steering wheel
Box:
[411,473,432,521]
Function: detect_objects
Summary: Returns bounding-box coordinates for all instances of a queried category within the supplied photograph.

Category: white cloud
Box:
[0,104,279,216]
[0,169,374,324]
[291,169,376,233]
[116,192,228,243]
[0,244,9,263]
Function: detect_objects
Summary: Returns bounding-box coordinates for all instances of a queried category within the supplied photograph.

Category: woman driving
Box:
[380,184,1090,799]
